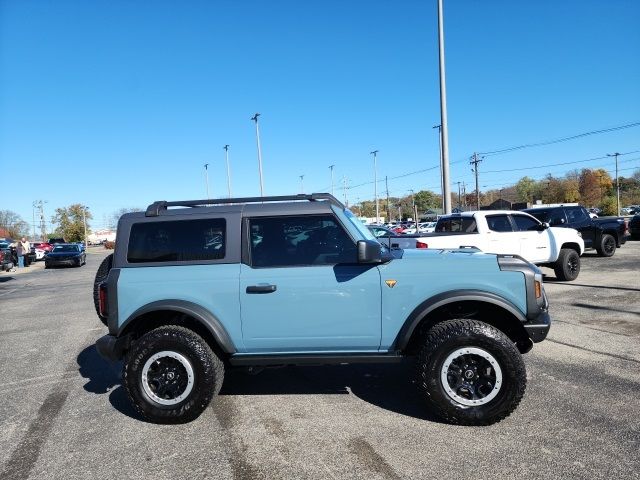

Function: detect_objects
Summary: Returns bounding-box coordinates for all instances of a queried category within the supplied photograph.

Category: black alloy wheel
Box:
[597,234,616,257]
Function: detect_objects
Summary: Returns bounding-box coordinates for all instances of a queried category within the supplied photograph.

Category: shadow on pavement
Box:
[76,344,141,420]
[221,362,444,423]
[0,276,15,283]
[77,344,442,423]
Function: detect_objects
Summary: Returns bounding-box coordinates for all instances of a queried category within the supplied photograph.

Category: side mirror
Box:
[535,222,549,231]
[357,240,382,263]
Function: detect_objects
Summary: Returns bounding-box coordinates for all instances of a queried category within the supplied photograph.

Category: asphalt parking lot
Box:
[1,244,639,480]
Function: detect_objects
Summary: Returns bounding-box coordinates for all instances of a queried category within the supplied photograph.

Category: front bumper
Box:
[96,334,132,361]
[523,309,551,343]
[46,257,80,266]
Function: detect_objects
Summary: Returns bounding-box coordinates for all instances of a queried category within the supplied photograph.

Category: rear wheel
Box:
[93,254,113,325]
[596,234,616,257]
[553,248,580,281]
[416,319,526,426]
[123,326,224,424]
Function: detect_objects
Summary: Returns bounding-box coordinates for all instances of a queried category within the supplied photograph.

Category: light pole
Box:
[329,165,335,196]
[251,113,265,196]
[32,201,37,239]
[204,163,210,199]
[607,152,621,215]
[82,206,88,249]
[409,189,419,229]
[433,124,444,211]
[224,145,232,198]
[437,0,452,214]
[370,150,380,224]
[299,175,305,194]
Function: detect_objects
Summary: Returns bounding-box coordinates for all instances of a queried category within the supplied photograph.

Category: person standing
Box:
[21,237,31,267]
[16,239,25,268]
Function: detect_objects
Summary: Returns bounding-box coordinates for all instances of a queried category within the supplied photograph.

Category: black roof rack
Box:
[145,193,344,217]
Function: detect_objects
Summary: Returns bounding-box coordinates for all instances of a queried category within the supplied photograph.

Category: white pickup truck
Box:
[415,211,585,281]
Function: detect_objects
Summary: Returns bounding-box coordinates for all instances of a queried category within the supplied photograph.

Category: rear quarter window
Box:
[127,218,226,263]
[436,217,478,233]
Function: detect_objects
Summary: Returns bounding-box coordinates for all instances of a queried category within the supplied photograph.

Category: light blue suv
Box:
[95,194,550,425]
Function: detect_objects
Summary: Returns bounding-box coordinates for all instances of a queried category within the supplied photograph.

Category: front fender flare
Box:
[120,299,236,353]
[394,290,526,351]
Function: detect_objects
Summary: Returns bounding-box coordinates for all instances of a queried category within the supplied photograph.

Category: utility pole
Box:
[251,113,265,196]
[32,201,37,239]
[224,145,232,198]
[204,164,210,199]
[299,175,305,194]
[33,200,47,241]
[607,152,621,216]
[470,153,483,211]
[433,124,444,211]
[370,150,380,224]
[385,176,391,223]
[342,176,348,206]
[82,206,88,249]
[437,0,452,214]
[456,181,461,209]
[329,165,335,196]
[462,181,466,208]
[409,189,419,229]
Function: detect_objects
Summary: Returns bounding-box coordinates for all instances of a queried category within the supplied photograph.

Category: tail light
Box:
[98,283,108,318]
[416,241,429,249]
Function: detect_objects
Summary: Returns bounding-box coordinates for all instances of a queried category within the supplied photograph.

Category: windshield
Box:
[53,245,79,252]
[343,209,377,242]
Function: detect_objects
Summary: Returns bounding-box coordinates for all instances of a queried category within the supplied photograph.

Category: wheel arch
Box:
[395,291,533,355]
[560,242,582,255]
[119,300,236,356]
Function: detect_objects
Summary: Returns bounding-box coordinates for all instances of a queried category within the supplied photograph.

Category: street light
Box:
[437,0,452,214]
[251,113,265,196]
[223,145,232,198]
[82,206,89,249]
[370,150,379,223]
[299,175,305,194]
[204,163,210,199]
[607,152,621,216]
[408,189,419,229]
[329,165,335,196]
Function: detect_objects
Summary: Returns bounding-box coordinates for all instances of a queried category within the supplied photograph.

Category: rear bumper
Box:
[523,310,551,343]
[96,334,131,361]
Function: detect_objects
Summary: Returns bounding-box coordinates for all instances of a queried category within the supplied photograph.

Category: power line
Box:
[479,121,640,157]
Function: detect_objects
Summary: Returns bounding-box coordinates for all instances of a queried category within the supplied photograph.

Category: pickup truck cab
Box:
[95,194,550,426]
[416,211,584,281]
[523,205,628,257]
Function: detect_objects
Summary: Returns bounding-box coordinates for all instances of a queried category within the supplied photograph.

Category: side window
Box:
[127,219,226,263]
[436,217,477,233]
[249,215,357,267]
[486,215,513,232]
[565,207,588,223]
[512,215,540,231]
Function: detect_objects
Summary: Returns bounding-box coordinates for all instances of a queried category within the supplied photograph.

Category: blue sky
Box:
[1,0,639,231]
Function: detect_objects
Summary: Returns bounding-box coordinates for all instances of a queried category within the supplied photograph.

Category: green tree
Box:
[600,196,617,216]
[515,177,537,203]
[51,204,92,242]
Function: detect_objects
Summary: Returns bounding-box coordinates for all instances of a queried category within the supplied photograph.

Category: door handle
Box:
[246,285,277,294]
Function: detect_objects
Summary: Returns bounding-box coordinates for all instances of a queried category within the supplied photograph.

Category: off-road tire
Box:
[416,319,526,426]
[553,248,580,281]
[123,326,224,424]
[596,234,616,257]
[93,253,113,325]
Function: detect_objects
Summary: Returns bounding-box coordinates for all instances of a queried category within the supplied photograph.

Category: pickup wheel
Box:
[93,254,113,326]
[416,319,526,426]
[553,248,580,281]
[123,326,224,424]
[596,234,616,257]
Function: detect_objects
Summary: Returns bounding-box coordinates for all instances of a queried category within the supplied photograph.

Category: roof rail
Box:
[145,193,344,217]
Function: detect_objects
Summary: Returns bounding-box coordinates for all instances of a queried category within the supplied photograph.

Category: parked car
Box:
[630,214,640,240]
[523,205,628,257]
[33,242,54,252]
[32,246,47,260]
[44,244,86,268]
[48,237,66,245]
[367,225,422,250]
[0,246,14,271]
[95,193,550,426]
[414,211,585,281]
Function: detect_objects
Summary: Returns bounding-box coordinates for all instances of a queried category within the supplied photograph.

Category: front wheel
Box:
[123,326,224,424]
[553,248,580,281]
[596,234,616,257]
[416,319,526,426]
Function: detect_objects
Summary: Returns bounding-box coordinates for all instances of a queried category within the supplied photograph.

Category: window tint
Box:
[486,215,513,232]
[127,219,225,263]
[249,215,356,267]
[512,215,540,231]
[436,217,478,233]
[565,207,589,223]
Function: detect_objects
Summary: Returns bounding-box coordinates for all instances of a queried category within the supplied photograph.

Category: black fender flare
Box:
[120,299,236,353]
[394,290,527,351]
